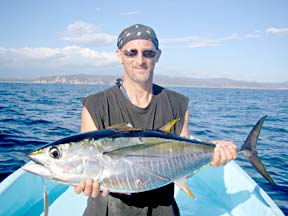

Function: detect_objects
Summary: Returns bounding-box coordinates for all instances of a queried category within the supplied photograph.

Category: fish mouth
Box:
[22,155,52,178]
[27,154,45,166]
[22,162,53,178]
[23,154,73,185]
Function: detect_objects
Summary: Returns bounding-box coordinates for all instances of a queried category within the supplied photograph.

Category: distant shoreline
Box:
[1,82,287,91]
[1,74,288,90]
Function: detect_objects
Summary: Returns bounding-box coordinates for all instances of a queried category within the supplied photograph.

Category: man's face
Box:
[117,39,161,84]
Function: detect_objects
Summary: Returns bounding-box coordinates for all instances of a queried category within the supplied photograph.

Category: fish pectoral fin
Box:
[103,141,169,157]
[174,179,196,199]
[158,118,180,133]
[140,167,171,182]
[133,165,171,185]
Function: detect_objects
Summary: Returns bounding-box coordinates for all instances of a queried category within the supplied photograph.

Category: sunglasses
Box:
[121,49,157,58]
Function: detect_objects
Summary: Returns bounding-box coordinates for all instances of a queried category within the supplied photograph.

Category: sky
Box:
[0,0,287,82]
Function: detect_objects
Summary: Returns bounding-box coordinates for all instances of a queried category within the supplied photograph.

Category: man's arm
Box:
[80,107,97,132]
[74,107,109,198]
[180,110,190,138]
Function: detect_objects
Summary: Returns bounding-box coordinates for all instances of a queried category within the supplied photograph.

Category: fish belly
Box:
[101,151,213,193]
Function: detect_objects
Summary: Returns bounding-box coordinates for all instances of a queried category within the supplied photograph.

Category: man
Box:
[75,24,237,215]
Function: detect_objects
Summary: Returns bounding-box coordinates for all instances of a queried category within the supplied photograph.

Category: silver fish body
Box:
[23,129,214,193]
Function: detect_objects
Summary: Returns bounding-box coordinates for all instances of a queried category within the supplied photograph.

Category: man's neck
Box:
[122,80,153,108]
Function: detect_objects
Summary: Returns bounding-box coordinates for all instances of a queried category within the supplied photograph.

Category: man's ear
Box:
[116,49,123,64]
[156,49,161,63]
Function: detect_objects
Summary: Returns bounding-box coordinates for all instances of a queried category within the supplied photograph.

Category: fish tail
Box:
[240,116,276,185]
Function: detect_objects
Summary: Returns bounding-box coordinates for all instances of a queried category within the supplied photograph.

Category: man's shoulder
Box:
[154,84,188,101]
[87,85,118,99]
[82,85,118,105]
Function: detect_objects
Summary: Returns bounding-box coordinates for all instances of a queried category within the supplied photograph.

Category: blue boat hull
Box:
[0,161,284,216]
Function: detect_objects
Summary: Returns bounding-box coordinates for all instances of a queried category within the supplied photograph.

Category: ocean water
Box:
[0,83,287,214]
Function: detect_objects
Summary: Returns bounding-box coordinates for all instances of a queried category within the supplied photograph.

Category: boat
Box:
[0,160,284,216]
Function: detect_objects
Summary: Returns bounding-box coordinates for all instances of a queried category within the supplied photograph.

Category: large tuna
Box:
[22,116,276,197]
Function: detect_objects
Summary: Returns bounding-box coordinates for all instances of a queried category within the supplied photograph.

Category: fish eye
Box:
[49,147,61,159]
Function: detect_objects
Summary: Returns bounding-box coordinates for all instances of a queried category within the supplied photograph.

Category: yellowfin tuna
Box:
[22,116,276,199]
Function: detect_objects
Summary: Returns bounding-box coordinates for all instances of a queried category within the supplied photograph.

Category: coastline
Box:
[1,74,288,90]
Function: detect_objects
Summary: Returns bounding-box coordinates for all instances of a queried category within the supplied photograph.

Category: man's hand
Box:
[211,140,237,167]
[74,179,109,198]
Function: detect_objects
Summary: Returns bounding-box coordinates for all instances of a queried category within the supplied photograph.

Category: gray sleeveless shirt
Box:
[82,83,189,215]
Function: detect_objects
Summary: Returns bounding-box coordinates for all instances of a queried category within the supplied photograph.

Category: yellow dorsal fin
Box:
[106,123,133,130]
[159,118,180,133]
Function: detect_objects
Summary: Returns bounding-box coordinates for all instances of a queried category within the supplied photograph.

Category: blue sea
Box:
[0,83,287,214]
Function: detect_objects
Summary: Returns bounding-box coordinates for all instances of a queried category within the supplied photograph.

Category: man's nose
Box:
[135,52,145,64]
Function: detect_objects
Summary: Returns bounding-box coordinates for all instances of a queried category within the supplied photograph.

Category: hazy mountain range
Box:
[1,74,288,90]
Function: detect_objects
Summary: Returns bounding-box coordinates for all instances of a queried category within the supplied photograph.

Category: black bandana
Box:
[117,24,159,49]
